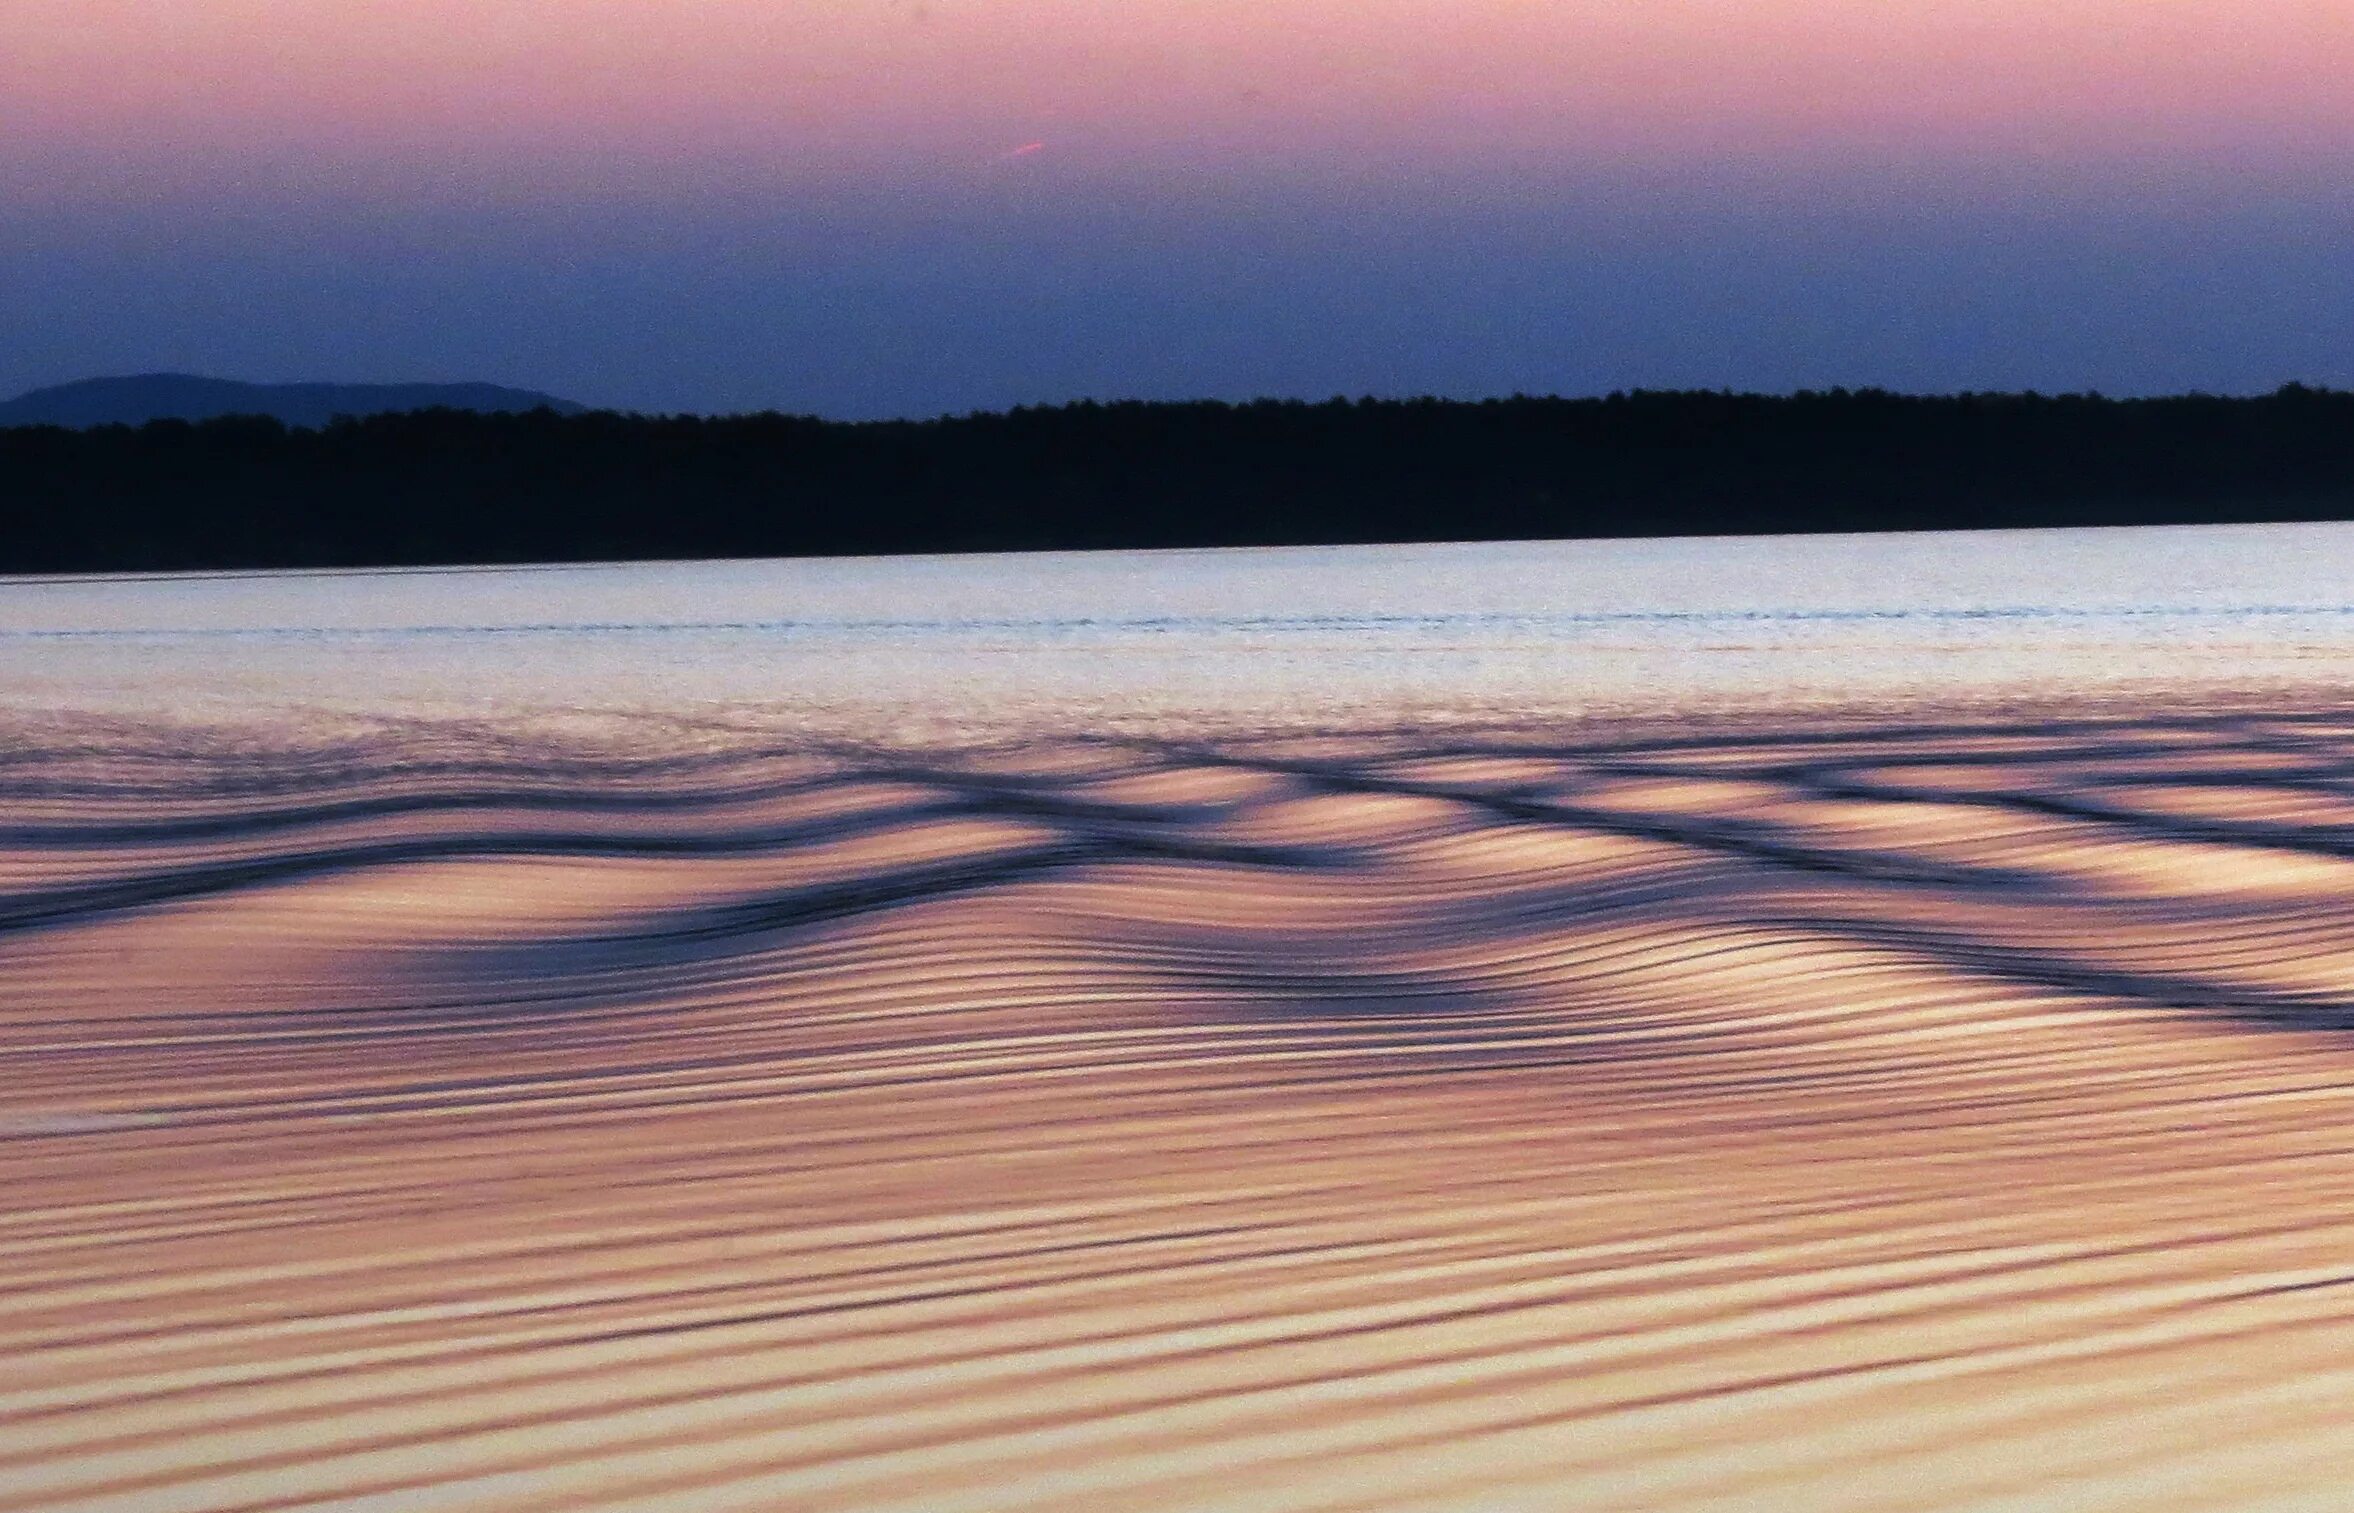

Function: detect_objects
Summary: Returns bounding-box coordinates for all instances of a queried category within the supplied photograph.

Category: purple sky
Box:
[6,2,2351,417]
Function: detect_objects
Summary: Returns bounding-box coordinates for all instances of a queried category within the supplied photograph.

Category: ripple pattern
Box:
[11,707,2354,1510]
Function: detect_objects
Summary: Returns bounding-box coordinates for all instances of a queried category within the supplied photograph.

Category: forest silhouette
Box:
[4,386,2351,573]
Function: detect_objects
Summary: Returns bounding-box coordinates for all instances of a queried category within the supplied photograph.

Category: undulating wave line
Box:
[11,705,2354,1509]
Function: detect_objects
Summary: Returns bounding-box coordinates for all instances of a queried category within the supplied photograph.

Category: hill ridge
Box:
[0,374,585,429]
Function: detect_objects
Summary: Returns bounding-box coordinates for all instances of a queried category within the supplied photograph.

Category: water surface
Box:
[6,522,2354,730]
[7,527,2354,1512]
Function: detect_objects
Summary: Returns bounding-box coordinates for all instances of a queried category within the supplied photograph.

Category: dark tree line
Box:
[3,386,2352,573]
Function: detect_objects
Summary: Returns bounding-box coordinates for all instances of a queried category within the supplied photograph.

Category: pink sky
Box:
[6,2,2350,415]
[10,0,2353,198]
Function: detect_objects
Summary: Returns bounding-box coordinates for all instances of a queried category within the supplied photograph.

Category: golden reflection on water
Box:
[11,705,2354,1510]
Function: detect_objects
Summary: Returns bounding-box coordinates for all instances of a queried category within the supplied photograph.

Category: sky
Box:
[4,0,2351,417]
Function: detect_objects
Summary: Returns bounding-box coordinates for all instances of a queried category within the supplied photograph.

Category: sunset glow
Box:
[11,1,2352,195]
[15,14,2354,1508]
[4,1,2350,413]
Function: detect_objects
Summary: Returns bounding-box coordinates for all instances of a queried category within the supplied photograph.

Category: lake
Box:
[5,521,2354,731]
[7,524,2354,1513]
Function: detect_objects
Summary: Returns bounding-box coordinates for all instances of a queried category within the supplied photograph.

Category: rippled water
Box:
[9,526,2354,1511]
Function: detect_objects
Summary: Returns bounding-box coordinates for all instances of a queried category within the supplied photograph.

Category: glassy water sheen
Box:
[8,524,2354,1513]
[6,522,2354,728]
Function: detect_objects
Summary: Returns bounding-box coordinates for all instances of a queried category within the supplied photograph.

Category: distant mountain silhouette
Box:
[0,374,585,429]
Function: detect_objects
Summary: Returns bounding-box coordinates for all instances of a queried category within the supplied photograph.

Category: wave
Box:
[7,705,2354,1510]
